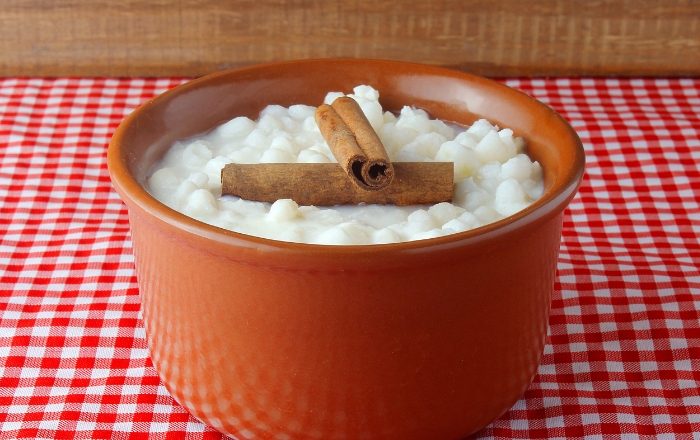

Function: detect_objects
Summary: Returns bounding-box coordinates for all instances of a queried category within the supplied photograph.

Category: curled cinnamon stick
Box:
[332,97,394,189]
[221,162,453,206]
[314,104,365,185]
[315,98,394,190]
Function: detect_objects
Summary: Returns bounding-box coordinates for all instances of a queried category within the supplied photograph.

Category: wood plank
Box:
[1,0,698,77]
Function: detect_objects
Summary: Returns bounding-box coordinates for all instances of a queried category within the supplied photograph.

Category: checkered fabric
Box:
[1,77,698,439]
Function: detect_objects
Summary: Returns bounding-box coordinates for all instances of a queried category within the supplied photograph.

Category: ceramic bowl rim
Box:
[107,58,585,257]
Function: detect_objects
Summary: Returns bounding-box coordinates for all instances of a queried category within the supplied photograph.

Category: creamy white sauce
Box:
[147,85,543,245]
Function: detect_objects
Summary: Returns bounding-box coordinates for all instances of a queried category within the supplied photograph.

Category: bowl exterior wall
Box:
[129,205,562,439]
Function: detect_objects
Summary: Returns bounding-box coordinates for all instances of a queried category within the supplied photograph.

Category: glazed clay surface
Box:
[108,59,584,439]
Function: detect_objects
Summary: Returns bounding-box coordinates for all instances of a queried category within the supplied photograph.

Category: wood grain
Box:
[1,0,698,77]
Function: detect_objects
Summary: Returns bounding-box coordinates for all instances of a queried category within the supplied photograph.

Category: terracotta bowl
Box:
[108,59,584,439]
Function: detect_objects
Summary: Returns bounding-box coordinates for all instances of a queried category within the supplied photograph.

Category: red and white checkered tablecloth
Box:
[1,76,699,439]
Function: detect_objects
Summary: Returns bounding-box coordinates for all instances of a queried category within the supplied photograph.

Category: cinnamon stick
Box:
[315,98,394,190]
[331,97,394,188]
[221,162,453,206]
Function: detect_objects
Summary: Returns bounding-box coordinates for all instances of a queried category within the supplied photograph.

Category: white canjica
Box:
[147,85,544,245]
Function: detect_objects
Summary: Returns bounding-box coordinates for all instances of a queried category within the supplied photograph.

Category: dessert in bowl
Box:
[108,59,584,439]
[147,84,544,245]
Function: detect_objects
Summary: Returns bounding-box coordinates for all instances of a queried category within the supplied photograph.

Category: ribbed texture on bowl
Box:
[131,205,562,439]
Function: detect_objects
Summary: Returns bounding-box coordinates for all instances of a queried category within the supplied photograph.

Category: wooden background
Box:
[1,0,699,77]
